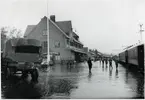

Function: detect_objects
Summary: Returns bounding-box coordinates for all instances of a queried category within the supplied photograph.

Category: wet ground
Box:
[1,61,144,99]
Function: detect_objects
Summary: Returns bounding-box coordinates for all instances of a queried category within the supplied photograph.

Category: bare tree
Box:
[8,27,23,39]
[1,27,23,39]
[1,27,8,51]
[1,27,8,37]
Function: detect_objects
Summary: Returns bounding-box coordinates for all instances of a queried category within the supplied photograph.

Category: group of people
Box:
[87,57,119,72]
[101,58,113,67]
[100,57,118,68]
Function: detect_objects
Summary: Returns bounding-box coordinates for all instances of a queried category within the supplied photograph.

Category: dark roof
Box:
[24,25,36,37]
[49,19,70,38]
[55,21,83,45]
[24,16,83,45]
[56,21,72,34]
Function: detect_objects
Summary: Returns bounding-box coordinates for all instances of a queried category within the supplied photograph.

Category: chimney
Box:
[41,16,47,20]
[50,15,55,22]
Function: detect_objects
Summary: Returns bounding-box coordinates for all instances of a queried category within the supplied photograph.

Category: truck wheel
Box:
[5,68,11,79]
[21,71,28,80]
[31,69,39,82]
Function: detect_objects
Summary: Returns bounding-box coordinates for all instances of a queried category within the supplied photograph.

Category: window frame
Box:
[54,41,60,48]
[42,30,47,36]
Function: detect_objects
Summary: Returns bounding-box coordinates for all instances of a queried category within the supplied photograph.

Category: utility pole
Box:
[139,24,144,44]
[47,0,50,63]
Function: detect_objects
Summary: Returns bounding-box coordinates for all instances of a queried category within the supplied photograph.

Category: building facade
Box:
[24,15,87,63]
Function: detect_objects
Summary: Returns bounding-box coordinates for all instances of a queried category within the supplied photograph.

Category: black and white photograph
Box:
[0,0,145,99]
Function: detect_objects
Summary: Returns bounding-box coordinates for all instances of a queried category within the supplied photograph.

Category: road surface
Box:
[1,61,144,99]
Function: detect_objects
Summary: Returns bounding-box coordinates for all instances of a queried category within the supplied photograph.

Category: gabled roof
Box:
[24,16,83,45]
[24,17,70,38]
[49,19,70,38]
[24,25,36,37]
[55,20,83,45]
[56,21,72,34]
[56,21,79,37]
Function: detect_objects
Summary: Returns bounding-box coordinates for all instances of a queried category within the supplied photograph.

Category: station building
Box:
[24,15,87,63]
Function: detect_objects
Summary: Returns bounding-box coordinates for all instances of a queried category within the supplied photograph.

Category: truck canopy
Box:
[3,38,42,62]
[7,38,41,47]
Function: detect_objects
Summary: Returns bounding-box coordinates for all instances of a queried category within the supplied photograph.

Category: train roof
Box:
[126,43,144,50]
[119,43,144,54]
[6,38,41,47]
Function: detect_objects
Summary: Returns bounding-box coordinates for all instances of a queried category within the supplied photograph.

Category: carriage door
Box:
[138,44,144,70]
[125,50,128,64]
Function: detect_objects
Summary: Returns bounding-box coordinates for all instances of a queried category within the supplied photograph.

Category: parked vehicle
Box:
[2,38,42,82]
[118,44,144,71]
[41,58,54,68]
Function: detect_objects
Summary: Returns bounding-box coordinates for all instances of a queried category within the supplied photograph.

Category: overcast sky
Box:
[0,0,145,54]
[0,0,47,33]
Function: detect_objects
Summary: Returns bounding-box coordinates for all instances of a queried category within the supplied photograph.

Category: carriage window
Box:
[15,46,40,53]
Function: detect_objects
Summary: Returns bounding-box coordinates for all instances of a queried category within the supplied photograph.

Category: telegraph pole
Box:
[139,24,144,44]
[47,0,50,63]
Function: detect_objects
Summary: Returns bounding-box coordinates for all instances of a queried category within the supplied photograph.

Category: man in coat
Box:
[87,58,92,72]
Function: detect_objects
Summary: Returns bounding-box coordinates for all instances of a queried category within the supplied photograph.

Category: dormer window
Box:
[73,35,79,41]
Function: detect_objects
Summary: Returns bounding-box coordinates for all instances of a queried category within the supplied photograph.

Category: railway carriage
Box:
[118,44,144,71]
[119,51,126,63]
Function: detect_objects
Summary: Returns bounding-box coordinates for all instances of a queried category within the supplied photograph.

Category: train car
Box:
[119,50,128,64]
[137,44,144,69]
[119,51,126,63]
[128,44,144,68]
[127,46,138,66]
[118,43,144,70]
[144,44,145,66]
[2,38,42,81]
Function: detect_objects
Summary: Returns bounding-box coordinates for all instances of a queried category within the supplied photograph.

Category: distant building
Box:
[87,49,100,60]
[88,50,95,60]
[24,15,87,63]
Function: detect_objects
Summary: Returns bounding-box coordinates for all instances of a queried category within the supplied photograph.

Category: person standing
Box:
[100,58,102,63]
[115,60,118,69]
[109,58,112,67]
[87,58,92,72]
[105,58,108,66]
[102,57,104,65]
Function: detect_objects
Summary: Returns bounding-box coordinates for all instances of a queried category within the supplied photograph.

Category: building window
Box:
[55,41,60,48]
[74,42,76,47]
[74,36,79,41]
[42,30,47,36]
[77,44,79,48]
[66,39,69,45]
[81,45,83,48]
[76,44,78,48]
[70,42,74,46]
[43,41,47,47]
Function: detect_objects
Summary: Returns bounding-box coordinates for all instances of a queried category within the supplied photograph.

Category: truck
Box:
[2,38,42,82]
